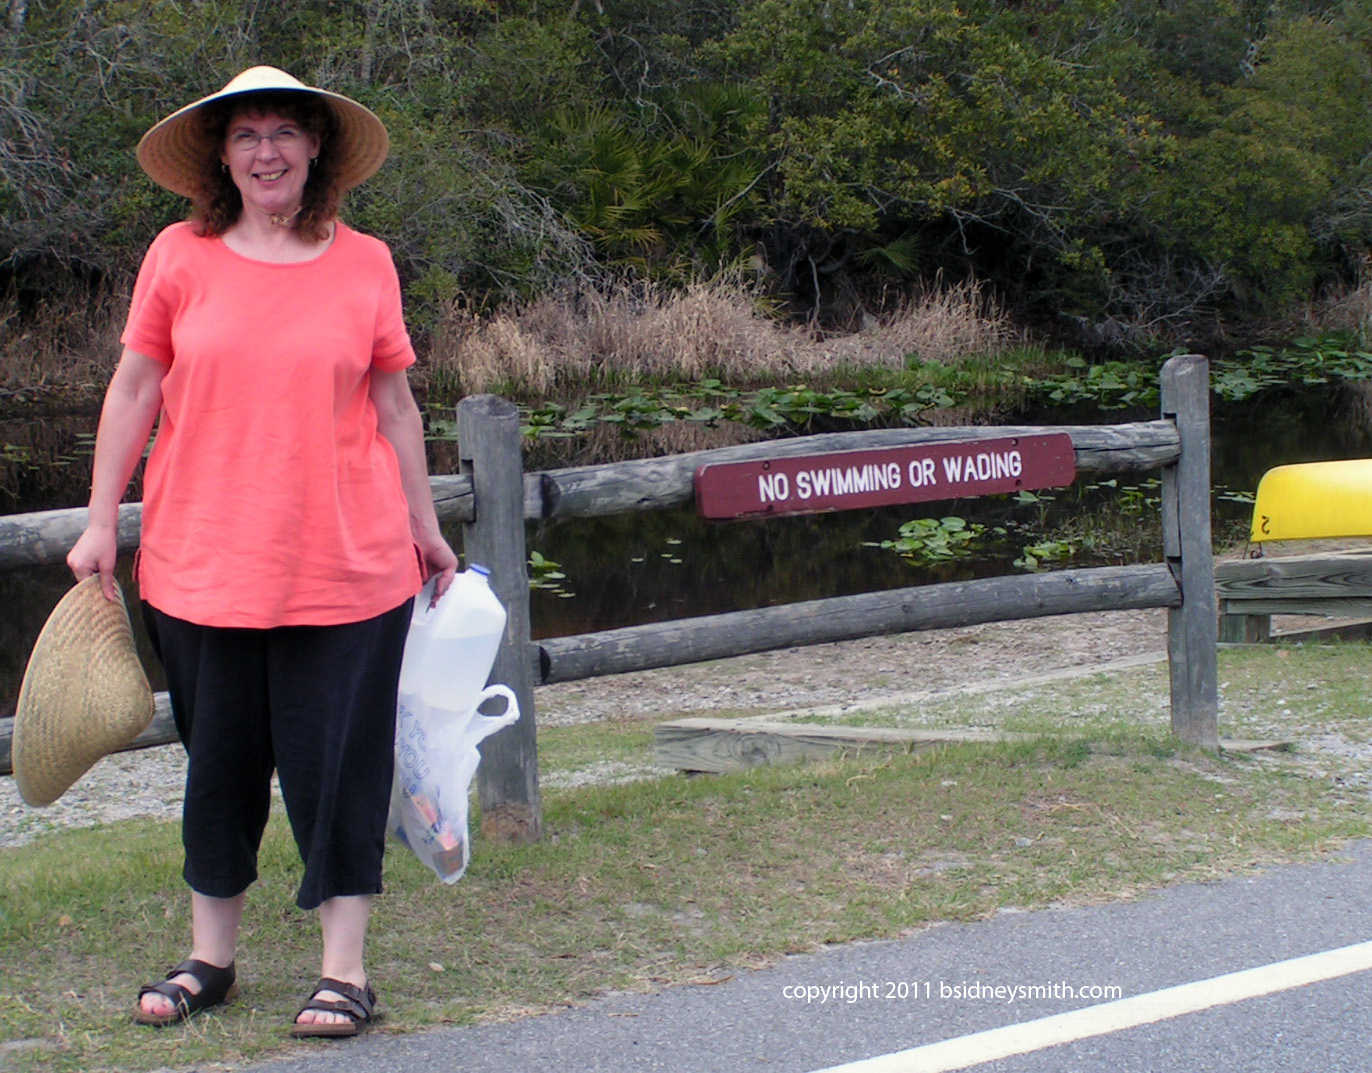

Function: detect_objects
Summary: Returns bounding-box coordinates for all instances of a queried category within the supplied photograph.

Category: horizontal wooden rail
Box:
[0,422,1179,571]
[538,421,1180,520]
[0,502,145,575]
[535,563,1182,684]
[1,561,1182,775]
[1,693,176,777]
[0,478,481,573]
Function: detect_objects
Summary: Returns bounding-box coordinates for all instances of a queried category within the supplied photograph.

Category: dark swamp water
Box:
[2,379,1369,717]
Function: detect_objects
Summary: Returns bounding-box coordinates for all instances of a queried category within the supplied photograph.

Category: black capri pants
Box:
[143,599,412,911]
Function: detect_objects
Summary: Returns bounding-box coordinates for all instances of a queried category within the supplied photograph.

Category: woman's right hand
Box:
[67,522,120,602]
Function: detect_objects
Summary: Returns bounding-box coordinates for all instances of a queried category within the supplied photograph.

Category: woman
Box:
[66,66,457,1037]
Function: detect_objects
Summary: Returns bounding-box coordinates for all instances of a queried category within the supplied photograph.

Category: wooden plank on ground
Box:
[1218,739,1290,753]
[652,718,1288,773]
[654,718,1018,773]
[1272,618,1372,643]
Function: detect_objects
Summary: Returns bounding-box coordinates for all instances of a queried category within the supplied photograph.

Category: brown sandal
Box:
[134,958,237,1026]
[290,977,376,1038]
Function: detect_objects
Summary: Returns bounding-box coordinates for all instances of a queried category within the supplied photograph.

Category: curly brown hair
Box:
[189,91,343,242]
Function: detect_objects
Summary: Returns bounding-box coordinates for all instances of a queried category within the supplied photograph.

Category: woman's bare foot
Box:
[294,981,361,1027]
[139,969,201,1019]
[133,958,237,1026]
[291,976,376,1037]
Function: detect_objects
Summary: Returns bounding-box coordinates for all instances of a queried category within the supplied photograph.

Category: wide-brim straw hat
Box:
[136,65,390,199]
[12,577,154,807]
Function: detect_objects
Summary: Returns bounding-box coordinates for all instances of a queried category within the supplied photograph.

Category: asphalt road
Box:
[239,841,1372,1073]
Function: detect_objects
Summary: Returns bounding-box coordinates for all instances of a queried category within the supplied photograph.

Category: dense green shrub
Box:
[4,0,1372,341]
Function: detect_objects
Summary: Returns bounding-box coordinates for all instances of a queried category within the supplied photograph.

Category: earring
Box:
[310,157,318,167]
[221,163,228,173]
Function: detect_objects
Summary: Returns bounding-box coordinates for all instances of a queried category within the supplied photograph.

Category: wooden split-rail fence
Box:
[3,353,1362,840]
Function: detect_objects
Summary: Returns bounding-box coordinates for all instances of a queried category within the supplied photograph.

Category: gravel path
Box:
[535,607,1170,726]
[3,744,188,849]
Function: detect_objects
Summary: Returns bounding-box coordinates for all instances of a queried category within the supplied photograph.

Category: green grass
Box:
[3,643,1371,1072]
[536,719,659,787]
[800,641,1372,744]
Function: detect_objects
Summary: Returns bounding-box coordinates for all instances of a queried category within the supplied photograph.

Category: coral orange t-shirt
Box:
[122,221,422,628]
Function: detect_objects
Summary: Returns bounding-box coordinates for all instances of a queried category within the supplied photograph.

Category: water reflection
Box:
[1211,383,1372,490]
[524,506,968,639]
[0,412,106,514]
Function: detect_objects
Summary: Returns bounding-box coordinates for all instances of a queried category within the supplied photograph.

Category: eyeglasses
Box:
[227,127,306,152]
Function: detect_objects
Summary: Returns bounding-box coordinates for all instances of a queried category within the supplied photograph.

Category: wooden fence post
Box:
[458,394,542,842]
[1159,355,1219,747]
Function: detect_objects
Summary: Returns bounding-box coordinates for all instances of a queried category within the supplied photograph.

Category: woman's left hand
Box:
[417,532,459,604]
[369,369,460,608]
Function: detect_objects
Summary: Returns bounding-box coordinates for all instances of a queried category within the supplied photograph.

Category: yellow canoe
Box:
[1251,459,1372,541]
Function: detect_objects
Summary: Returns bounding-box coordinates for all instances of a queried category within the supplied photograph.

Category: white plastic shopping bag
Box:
[388,684,520,883]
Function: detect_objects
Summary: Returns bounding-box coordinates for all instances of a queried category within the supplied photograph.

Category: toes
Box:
[295,990,348,1025]
[296,1009,342,1024]
[141,972,201,1016]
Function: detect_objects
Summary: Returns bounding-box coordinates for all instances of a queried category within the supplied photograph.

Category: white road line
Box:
[807,938,1372,1073]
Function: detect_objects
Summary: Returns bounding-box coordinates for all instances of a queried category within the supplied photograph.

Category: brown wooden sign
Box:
[694,433,1077,519]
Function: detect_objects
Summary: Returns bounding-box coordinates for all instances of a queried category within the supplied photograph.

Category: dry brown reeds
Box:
[0,284,127,404]
[1305,279,1372,343]
[818,279,1022,372]
[428,276,1023,397]
[1294,250,1372,346]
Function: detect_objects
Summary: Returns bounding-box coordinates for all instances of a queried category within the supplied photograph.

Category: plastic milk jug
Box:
[399,564,508,715]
